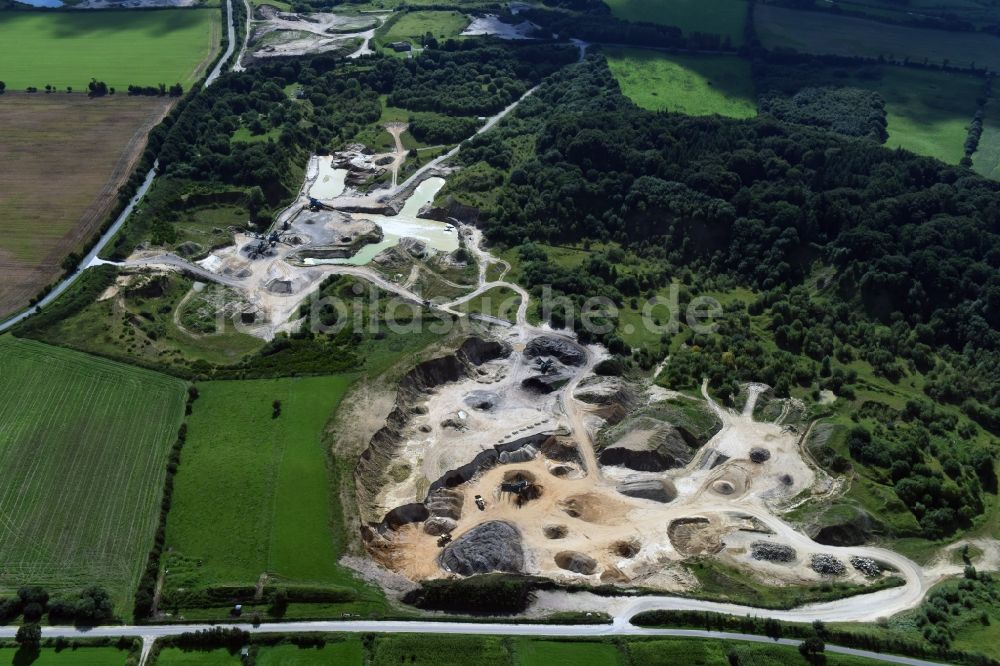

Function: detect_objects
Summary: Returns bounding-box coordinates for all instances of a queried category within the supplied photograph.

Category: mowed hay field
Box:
[0,336,186,608]
[606,48,756,118]
[0,8,221,90]
[162,376,377,611]
[0,93,172,319]
[754,3,1000,72]
[604,0,747,45]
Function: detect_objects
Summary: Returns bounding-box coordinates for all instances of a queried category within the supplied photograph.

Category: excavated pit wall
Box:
[355,336,511,527]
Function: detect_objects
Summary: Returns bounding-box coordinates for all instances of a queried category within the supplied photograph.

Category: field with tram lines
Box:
[0,336,186,610]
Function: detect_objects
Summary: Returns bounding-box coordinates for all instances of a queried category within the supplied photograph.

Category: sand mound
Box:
[668,517,725,556]
[558,493,625,525]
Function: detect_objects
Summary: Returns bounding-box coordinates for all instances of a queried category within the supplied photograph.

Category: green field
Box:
[0,647,133,665]
[156,639,364,664]
[604,0,747,45]
[0,336,186,610]
[161,375,380,614]
[379,10,469,49]
[754,3,1000,72]
[605,49,757,118]
[0,8,221,90]
[514,639,623,665]
[876,68,983,163]
[370,635,509,666]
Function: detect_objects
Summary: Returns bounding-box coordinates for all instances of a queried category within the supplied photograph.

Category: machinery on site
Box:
[500,480,529,495]
[308,197,334,211]
[474,495,486,511]
[244,229,295,259]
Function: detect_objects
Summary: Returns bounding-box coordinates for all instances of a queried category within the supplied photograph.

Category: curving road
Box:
[0,165,158,334]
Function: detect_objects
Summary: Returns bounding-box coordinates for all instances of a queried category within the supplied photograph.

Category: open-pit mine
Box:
[109,135,986,623]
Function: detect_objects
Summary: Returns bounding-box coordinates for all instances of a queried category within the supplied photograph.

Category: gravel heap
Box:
[440,521,524,575]
[524,335,585,366]
[850,556,882,577]
[749,447,771,464]
[811,553,847,576]
[751,541,796,562]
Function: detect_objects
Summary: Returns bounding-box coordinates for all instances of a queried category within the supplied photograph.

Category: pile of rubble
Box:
[751,541,796,562]
[749,447,771,464]
[811,553,847,576]
[850,556,882,577]
[440,521,524,575]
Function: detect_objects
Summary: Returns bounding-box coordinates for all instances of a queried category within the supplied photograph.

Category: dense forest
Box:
[458,58,998,390]
[153,41,574,207]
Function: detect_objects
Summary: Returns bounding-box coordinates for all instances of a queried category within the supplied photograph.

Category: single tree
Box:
[15,623,42,649]
[799,636,826,663]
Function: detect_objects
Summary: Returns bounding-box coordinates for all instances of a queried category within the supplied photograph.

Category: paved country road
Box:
[0,619,948,666]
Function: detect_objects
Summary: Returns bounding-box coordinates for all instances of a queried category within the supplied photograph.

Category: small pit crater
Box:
[544,524,568,539]
[611,539,640,558]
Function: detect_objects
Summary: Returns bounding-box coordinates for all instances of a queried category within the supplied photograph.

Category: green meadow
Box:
[875,67,983,163]
[605,49,757,118]
[0,9,221,90]
[161,375,381,614]
[379,10,468,50]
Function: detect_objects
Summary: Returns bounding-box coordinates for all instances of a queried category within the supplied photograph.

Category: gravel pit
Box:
[555,550,598,575]
[464,390,500,411]
[543,524,568,539]
[611,539,640,558]
[712,480,736,495]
